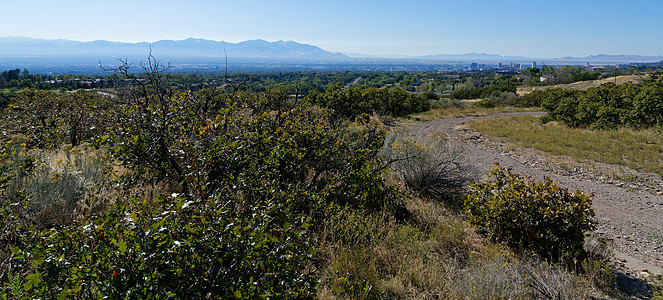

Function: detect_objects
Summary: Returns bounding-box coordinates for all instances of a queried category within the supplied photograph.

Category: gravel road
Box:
[407,111,663,277]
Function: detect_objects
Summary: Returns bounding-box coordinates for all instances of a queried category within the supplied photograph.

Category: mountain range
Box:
[1,37,662,73]
[2,37,663,63]
[0,37,348,60]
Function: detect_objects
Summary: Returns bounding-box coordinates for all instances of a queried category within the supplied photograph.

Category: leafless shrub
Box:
[446,256,529,299]
[380,129,470,202]
[521,260,575,300]
[584,234,614,263]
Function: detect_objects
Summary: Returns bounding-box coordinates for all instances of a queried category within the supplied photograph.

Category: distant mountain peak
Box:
[0,36,348,60]
[556,54,663,63]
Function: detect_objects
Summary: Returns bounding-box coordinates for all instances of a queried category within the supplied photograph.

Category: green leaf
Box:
[23,272,42,291]
[11,247,25,259]
[117,239,127,254]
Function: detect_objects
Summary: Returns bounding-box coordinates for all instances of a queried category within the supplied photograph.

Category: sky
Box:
[2,0,662,58]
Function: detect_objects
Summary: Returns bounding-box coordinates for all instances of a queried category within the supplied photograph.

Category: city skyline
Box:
[2,0,662,58]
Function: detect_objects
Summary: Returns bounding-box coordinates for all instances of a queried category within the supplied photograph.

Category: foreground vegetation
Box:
[2,61,658,298]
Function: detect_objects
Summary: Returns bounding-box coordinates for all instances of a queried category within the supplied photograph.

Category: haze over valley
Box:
[2,36,662,74]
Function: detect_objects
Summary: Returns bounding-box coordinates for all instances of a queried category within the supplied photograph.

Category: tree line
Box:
[537,76,663,129]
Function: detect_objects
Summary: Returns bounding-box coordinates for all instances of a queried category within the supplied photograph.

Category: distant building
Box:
[470,62,478,70]
[532,61,537,68]
[507,63,521,69]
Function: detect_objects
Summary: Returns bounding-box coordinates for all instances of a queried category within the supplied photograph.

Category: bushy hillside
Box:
[0,63,627,298]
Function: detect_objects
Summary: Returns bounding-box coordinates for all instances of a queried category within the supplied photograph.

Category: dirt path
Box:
[407,112,663,277]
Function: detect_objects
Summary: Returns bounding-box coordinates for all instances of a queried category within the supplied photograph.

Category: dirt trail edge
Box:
[408,111,663,277]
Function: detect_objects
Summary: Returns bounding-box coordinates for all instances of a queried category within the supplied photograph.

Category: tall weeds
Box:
[3,139,111,226]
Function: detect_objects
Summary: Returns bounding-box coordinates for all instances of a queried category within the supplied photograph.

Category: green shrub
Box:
[486,90,517,105]
[1,71,410,297]
[11,194,317,299]
[464,165,595,261]
[323,209,395,248]
[451,84,517,100]
[0,142,31,281]
[540,76,663,129]
[653,275,663,300]
[6,89,112,149]
[306,84,430,119]
[474,99,495,108]
[515,89,548,107]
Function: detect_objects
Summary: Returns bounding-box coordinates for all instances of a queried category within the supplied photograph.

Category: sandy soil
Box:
[407,112,663,279]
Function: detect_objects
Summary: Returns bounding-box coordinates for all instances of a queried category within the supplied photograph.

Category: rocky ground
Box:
[406,112,663,286]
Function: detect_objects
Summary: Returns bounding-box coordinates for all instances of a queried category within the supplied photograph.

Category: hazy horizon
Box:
[4,36,663,62]
[3,0,662,58]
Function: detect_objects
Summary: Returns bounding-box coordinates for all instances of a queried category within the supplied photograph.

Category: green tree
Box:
[6,69,20,81]
[18,79,33,89]
[522,67,540,77]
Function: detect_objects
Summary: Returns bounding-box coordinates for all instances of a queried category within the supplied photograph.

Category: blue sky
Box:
[2,0,661,58]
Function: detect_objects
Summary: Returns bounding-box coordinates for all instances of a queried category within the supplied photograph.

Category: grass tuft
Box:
[381,129,469,203]
[4,140,112,225]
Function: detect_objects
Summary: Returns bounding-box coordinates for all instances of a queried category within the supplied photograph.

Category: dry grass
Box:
[468,115,663,176]
[2,141,115,225]
[517,75,645,96]
[409,106,543,122]
[315,194,619,299]
[316,198,519,299]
